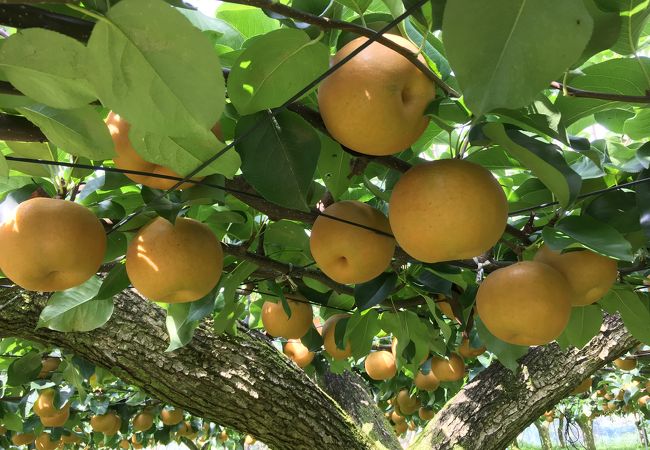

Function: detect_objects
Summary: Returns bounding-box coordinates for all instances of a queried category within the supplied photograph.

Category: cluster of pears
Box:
[312,35,509,283]
[476,245,618,346]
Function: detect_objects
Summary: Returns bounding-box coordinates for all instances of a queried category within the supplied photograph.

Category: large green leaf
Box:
[213,261,259,335]
[578,0,622,62]
[600,288,650,344]
[558,305,603,349]
[128,126,240,178]
[543,215,634,261]
[317,133,353,200]
[228,29,329,115]
[483,123,582,208]
[636,169,650,240]
[4,142,56,178]
[176,8,245,49]
[166,292,217,352]
[354,272,397,311]
[235,110,320,211]
[7,352,42,386]
[18,105,115,160]
[611,0,650,55]
[344,309,381,359]
[476,318,528,372]
[442,0,593,116]
[263,220,312,266]
[38,276,114,332]
[0,29,95,109]
[336,0,373,15]
[87,0,224,136]
[556,57,650,124]
[215,4,280,40]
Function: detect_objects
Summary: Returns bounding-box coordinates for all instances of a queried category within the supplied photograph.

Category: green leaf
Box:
[611,0,650,55]
[578,0,622,63]
[213,261,258,335]
[235,110,320,211]
[263,220,312,266]
[228,29,329,115]
[0,29,95,109]
[549,215,634,261]
[476,318,528,372]
[623,109,650,140]
[176,8,245,49]
[336,0,372,14]
[354,272,397,311]
[600,289,650,344]
[345,309,380,359]
[7,352,42,386]
[334,315,350,351]
[38,276,115,332]
[129,126,241,178]
[483,123,582,208]
[17,105,115,160]
[95,264,130,300]
[636,169,650,240]
[317,133,353,200]
[4,141,56,177]
[166,292,217,352]
[442,0,593,116]
[87,0,225,136]
[555,57,650,124]
[558,305,603,349]
[0,153,8,178]
[215,4,280,40]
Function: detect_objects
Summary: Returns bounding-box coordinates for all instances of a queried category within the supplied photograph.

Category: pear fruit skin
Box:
[476,261,572,346]
[431,353,465,382]
[310,201,395,284]
[318,35,435,156]
[389,159,508,263]
[396,389,420,415]
[613,357,636,371]
[106,112,202,190]
[534,245,618,306]
[126,217,223,303]
[414,369,440,391]
[322,314,353,360]
[283,340,315,368]
[161,408,184,426]
[364,350,397,380]
[0,198,106,292]
[261,297,313,339]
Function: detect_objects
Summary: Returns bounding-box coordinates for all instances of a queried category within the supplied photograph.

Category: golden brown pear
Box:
[119,439,130,449]
[431,353,465,382]
[161,408,184,426]
[458,338,486,359]
[35,432,61,450]
[0,198,106,292]
[390,410,405,423]
[318,35,435,156]
[33,389,59,417]
[322,314,353,360]
[310,201,395,284]
[414,368,440,391]
[534,245,618,306]
[106,112,203,190]
[218,430,228,442]
[40,407,70,427]
[396,389,420,415]
[613,357,637,371]
[12,432,36,446]
[90,412,119,433]
[132,411,154,432]
[476,261,572,346]
[364,351,397,380]
[639,395,649,407]
[126,217,223,303]
[418,407,435,421]
[646,380,650,392]
[261,296,313,339]
[572,377,593,395]
[60,434,82,444]
[38,357,61,379]
[389,160,507,263]
[283,340,315,368]
[394,421,408,435]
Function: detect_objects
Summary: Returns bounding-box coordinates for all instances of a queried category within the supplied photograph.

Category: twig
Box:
[551,81,650,104]
[0,4,92,41]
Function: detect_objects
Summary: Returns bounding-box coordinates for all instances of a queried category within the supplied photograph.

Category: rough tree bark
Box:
[576,416,596,450]
[557,415,567,448]
[533,421,553,450]
[634,413,649,448]
[410,314,638,450]
[0,286,400,450]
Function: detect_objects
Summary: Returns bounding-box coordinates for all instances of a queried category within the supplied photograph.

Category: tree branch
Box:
[0,286,400,450]
[0,4,92,41]
[551,81,650,104]
[410,314,638,450]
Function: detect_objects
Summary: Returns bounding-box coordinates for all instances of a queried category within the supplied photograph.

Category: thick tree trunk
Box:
[557,415,567,448]
[410,314,637,450]
[576,416,596,450]
[635,413,649,448]
[533,421,553,450]
[0,286,400,450]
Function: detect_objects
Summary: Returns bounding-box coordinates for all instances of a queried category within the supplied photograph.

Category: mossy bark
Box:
[409,314,637,450]
[0,287,399,450]
[533,421,553,450]
[576,416,596,450]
